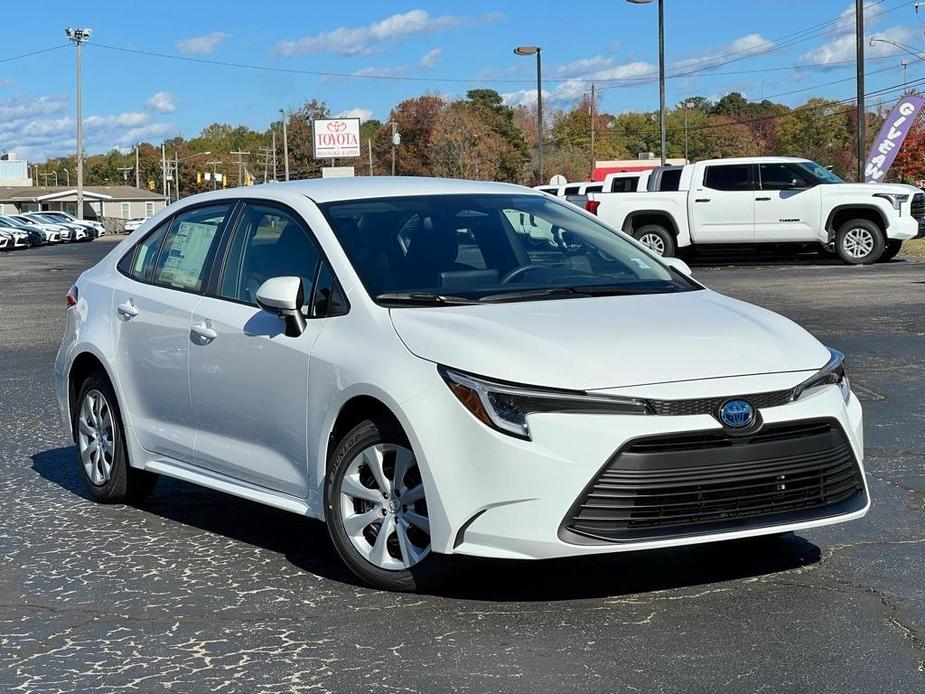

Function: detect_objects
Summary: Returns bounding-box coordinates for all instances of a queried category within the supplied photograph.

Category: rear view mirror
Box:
[663,257,693,277]
[256,276,306,337]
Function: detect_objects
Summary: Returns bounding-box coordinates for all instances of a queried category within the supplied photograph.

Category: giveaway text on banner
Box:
[865,96,925,182]
[312,118,361,159]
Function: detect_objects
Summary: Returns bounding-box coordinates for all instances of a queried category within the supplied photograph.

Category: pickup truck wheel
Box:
[835,219,885,264]
[634,225,676,257]
[879,239,903,262]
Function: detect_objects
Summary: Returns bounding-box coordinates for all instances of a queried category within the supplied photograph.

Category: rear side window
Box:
[219,203,320,313]
[655,169,682,191]
[704,165,752,191]
[152,204,231,291]
[119,220,169,281]
[610,177,639,193]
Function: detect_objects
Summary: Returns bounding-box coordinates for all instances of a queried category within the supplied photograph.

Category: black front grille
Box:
[912,192,925,220]
[647,389,791,417]
[561,419,866,543]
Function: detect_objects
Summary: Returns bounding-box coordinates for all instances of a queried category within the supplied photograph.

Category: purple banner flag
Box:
[865,95,925,182]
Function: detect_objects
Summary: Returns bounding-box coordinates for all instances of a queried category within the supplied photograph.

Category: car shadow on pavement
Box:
[33,446,822,601]
[684,248,914,268]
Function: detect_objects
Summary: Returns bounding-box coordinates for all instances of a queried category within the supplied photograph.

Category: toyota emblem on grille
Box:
[719,399,754,429]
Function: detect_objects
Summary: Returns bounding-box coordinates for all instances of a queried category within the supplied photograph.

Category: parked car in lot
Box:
[123,217,148,232]
[11,214,72,242]
[586,156,925,263]
[0,215,59,244]
[56,177,869,591]
[24,213,92,242]
[0,225,29,249]
[38,210,106,237]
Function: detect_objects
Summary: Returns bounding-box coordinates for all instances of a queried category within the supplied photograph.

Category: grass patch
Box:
[899,238,925,257]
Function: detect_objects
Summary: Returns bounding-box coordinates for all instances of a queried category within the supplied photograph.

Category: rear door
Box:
[187,201,333,496]
[111,204,232,460]
[690,163,756,243]
[754,162,820,241]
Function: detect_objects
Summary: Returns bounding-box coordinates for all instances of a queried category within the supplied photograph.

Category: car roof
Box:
[698,156,810,166]
[174,176,540,207]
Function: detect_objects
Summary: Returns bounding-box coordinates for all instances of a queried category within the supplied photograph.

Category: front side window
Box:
[759,163,810,191]
[219,203,320,312]
[655,169,682,191]
[152,204,230,291]
[703,164,752,191]
[610,177,639,193]
[797,160,844,185]
[320,194,698,304]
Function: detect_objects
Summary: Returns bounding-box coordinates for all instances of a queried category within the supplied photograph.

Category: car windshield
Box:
[797,161,844,184]
[319,193,698,305]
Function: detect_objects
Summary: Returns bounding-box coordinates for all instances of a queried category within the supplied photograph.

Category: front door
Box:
[188,202,324,497]
[690,163,756,243]
[112,204,231,460]
[754,162,821,242]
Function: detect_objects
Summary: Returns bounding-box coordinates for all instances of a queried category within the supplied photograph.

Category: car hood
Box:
[389,290,830,390]
[832,182,921,195]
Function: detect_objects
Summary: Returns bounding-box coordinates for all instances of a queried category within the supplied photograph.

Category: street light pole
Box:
[65,27,92,219]
[856,0,865,182]
[279,109,290,182]
[135,143,140,189]
[515,46,543,184]
[627,0,666,165]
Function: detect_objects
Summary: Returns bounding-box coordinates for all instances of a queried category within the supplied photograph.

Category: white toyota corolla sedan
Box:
[55,178,868,591]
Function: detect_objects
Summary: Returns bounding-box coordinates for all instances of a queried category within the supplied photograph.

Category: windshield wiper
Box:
[479,285,674,303]
[376,292,481,306]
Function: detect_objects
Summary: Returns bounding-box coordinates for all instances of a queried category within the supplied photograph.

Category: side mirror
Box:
[256,276,306,337]
[663,256,693,277]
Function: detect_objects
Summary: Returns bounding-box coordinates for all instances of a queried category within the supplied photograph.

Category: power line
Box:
[0,44,67,64]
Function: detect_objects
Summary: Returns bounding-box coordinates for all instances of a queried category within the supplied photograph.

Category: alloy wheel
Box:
[638,232,666,256]
[843,227,874,259]
[77,389,115,486]
[338,443,431,571]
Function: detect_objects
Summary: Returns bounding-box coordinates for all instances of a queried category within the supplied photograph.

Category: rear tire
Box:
[634,224,676,258]
[879,239,903,262]
[74,372,158,503]
[325,417,449,592]
[835,219,885,265]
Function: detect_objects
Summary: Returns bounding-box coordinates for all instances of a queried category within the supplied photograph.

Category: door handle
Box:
[756,196,771,201]
[694,198,711,203]
[116,300,138,319]
[191,322,218,342]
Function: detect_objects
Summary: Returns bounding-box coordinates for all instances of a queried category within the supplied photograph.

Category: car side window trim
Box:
[206,198,350,319]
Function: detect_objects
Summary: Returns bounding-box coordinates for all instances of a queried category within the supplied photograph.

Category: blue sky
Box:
[6,0,925,160]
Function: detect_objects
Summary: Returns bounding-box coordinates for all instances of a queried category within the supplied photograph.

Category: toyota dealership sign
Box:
[312,118,361,159]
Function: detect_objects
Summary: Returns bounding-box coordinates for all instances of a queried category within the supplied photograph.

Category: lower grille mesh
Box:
[562,419,866,542]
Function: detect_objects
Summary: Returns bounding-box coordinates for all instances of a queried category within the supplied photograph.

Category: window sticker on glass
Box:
[157,222,219,289]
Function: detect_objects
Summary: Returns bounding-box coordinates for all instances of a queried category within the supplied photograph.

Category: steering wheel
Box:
[500,264,548,284]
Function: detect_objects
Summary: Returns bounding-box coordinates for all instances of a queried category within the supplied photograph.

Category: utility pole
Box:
[279,109,289,181]
[229,151,249,186]
[856,0,865,182]
[390,122,400,176]
[134,143,140,188]
[272,128,278,181]
[62,168,70,186]
[206,160,222,190]
[161,144,167,197]
[65,27,92,219]
[589,82,596,177]
[174,151,181,202]
[117,165,132,182]
[368,138,373,176]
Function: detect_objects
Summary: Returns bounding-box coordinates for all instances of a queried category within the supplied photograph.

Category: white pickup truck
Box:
[586,156,925,264]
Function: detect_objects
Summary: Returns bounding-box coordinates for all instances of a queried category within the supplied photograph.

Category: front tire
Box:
[74,372,158,503]
[634,224,676,258]
[325,417,448,592]
[835,219,885,265]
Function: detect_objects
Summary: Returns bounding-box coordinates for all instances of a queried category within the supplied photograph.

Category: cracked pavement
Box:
[1,240,923,692]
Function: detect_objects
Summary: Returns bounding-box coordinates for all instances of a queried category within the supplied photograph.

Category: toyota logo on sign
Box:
[313,118,362,159]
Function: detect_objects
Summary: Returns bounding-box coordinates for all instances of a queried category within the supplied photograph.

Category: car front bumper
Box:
[887,214,920,240]
[405,370,867,560]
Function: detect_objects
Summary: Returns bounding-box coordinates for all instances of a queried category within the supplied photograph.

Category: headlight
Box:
[439,366,649,439]
[874,192,910,211]
[791,348,851,404]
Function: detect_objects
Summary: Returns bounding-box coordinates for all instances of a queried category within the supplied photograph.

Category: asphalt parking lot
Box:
[1,238,923,693]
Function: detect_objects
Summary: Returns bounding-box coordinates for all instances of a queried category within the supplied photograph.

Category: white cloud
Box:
[673,34,775,74]
[177,32,230,55]
[351,66,409,79]
[800,25,921,67]
[145,91,175,113]
[503,60,659,107]
[421,48,443,70]
[501,88,550,108]
[0,93,175,161]
[555,55,615,79]
[274,10,464,57]
[337,107,374,123]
